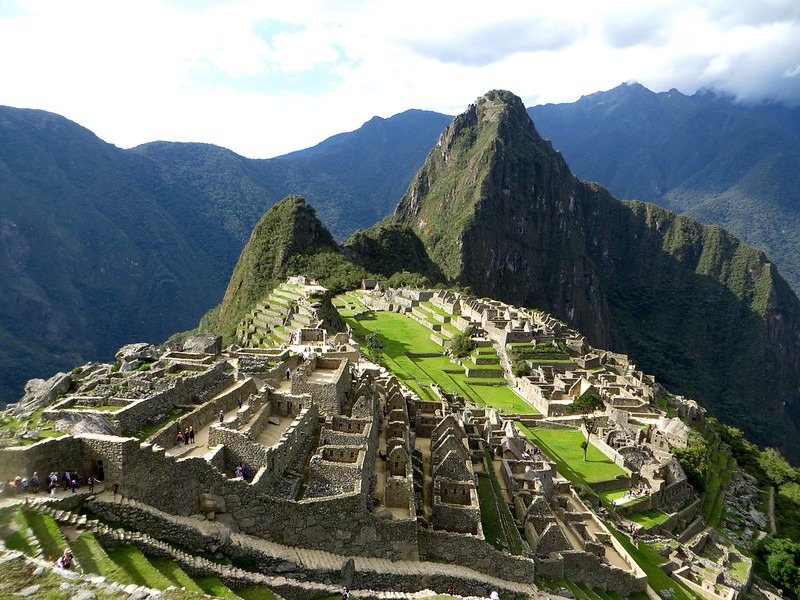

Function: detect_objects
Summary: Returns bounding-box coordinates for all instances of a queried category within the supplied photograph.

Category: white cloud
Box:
[1,0,799,158]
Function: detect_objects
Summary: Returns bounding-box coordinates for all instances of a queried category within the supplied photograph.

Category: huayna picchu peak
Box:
[387,90,800,461]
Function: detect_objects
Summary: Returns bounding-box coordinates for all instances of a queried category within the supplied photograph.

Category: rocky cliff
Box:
[391,90,800,459]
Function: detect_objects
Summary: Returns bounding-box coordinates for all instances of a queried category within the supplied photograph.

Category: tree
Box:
[566,393,605,461]
[448,332,476,359]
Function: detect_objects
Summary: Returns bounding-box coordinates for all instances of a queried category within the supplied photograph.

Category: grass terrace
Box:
[342,304,538,413]
[607,525,695,600]
[627,508,671,530]
[515,423,628,488]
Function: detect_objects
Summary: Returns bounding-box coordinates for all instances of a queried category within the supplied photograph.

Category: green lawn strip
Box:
[477,472,506,550]
[151,557,205,592]
[22,508,68,562]
[345,310,444,355]
[106,546,174,589]
[195,576,241,599]
[483,449,524,554]
[70,530,131,583]
[462,359,504,372]
[0,507,35,554]
[514,424,627,486]
[466,384,538,415]
[607,526,695,600]
[420,301,451,318]
[236,585,283,599]
[576,582,605,599]
[627,509,670,530]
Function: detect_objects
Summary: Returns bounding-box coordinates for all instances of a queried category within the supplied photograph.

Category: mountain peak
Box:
[213,195,339,340]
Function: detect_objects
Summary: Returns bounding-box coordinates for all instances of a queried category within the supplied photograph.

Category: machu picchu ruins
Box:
[0,278,772,599]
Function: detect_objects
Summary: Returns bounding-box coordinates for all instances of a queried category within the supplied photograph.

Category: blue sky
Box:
[1,0,799,158]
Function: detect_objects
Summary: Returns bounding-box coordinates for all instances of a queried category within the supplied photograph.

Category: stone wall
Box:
[81,427,418,559]
[148,378,264,450]
[112,361,233,434]
[0,435,86,482]
[419,528,535,583]
[537,550,647,596]
[210,406,318,485]
[292,356,350,416]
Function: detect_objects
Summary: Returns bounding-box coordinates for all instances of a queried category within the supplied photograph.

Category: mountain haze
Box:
[388,90,800,459]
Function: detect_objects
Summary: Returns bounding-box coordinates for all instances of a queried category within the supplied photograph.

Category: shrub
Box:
[448,333,475,359]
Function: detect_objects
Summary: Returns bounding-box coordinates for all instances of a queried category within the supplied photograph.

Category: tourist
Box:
[447,584,455,595]
[242,463,250,480]
[55,548,73,569]
[188,426,195,444]
[30,472,39,494]
[219,409,224,423]
[13,476,22,494]
[62,470,71,491]
[184,429,190,445]
[286,367,291,380]
[341,585,350,600]
[71,478,77,493]
[238,397,243,409]
[177,431,184,445]
[490,591,500,600]
[87,476,94,493]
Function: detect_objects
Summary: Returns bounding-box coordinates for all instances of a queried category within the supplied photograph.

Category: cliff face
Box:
[393,90,800,459]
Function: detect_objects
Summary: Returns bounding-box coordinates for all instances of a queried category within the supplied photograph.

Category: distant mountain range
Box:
[528,82,800,292]
[0,106,448,402]
[2,82,800,432]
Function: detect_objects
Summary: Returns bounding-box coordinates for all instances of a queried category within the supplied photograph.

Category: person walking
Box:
[219,409,224,423]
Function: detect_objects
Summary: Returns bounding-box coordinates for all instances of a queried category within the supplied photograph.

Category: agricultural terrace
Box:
[335,294,538,414]
[515,423,628,489]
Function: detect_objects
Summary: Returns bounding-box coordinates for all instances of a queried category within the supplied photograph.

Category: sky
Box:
[1,0,799,159]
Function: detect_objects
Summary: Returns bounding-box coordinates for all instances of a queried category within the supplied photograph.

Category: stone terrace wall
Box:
[0,435,86,482]
[537,550,647,596]
[292,357,350,416]
[419,528,535,583]
[89,432,418,559]
[113,361,233,434]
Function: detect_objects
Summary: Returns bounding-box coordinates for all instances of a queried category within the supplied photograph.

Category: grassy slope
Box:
[515,423,627,486]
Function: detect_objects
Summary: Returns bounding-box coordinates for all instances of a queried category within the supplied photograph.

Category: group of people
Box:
[233,462,251,480]
[2,470,97,497]
[176,425,196,446]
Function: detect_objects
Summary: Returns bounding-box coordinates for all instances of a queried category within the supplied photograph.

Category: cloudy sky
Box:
[1,0,799,158]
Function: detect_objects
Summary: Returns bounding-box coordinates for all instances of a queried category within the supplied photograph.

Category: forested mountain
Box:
[529,82,800,292]
[384,90,800,460]
[0,106,448,403]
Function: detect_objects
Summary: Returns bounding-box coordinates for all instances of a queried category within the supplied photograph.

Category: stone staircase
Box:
[56,494,543,598]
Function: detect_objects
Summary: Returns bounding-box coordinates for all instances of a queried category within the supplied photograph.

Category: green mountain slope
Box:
[391,90,800,460]
[211,195,353,341]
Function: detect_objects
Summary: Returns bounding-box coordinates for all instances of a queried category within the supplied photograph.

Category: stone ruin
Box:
[0,280,746,598]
